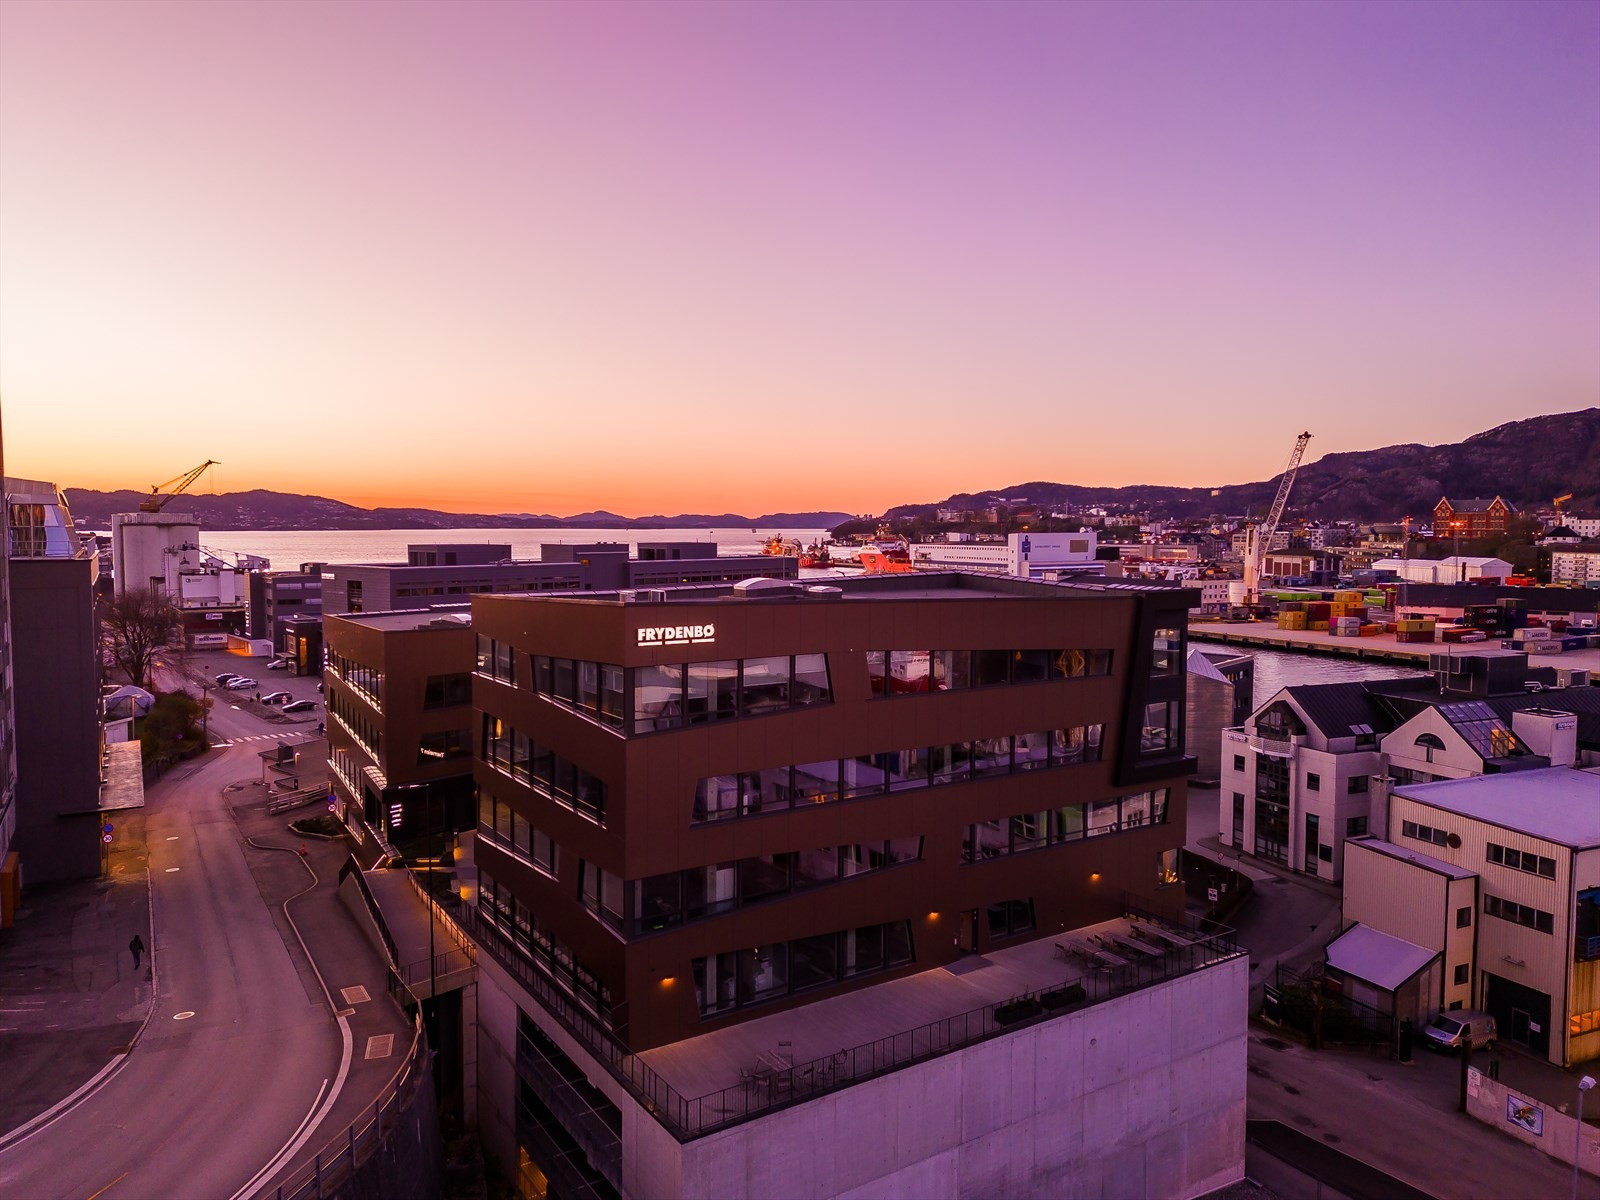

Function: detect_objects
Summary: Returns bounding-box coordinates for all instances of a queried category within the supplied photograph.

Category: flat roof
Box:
[329,607,472,631]
[637,915,1236,1104]
[1349,838,1476,880]
[489,572,1194,606]
[1395,767,1600,848]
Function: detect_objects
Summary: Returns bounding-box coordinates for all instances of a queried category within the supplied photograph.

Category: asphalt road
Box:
[0,669,344,1200]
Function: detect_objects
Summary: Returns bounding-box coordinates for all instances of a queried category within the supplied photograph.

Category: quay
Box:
[1191,619,1600,677]
[1190,621,1433,665]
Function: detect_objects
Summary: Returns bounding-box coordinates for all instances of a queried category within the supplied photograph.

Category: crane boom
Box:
[1239,431,1312,610]
[139,459,219,512]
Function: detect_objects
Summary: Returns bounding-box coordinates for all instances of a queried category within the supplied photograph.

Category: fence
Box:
[1270,964,1395,1049]
[270,1012,429,1200]
[459,884,1240,1142]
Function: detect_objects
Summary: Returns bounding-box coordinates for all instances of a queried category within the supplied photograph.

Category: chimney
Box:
[1370,775,1395,841]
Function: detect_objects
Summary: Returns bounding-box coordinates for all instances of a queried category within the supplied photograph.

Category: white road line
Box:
[226,1070,334,1200]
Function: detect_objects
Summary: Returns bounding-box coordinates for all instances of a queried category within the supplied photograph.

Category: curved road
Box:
[0,677,343,1200]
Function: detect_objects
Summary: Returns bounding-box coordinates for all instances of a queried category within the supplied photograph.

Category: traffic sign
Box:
[102,833,113,844]
[102,823,114,834]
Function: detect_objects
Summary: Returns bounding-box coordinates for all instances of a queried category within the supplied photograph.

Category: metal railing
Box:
[266,785,330,816]
[1577,934,1600,963]
[457,883,1239,1142]
[270,1011,428,1200]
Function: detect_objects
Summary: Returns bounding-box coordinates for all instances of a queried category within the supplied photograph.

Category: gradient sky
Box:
[2,1,1596,516]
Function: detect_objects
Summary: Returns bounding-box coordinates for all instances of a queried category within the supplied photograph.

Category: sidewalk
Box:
[224,777,425,1195]
[0,809,154,1141]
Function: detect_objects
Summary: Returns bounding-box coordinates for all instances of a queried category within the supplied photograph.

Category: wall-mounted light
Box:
[927,912,940,921]
[660,975,676,987]
[1090,872,1101,883]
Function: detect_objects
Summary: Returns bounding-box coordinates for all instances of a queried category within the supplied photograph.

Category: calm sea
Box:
[181,529,1433,692]
[1194,637,1426,696]
[196,526,831,567]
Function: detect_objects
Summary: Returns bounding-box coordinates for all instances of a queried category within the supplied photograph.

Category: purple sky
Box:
[1,0,1595,514]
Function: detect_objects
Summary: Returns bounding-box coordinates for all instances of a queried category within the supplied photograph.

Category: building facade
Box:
[1220,652,1583,882]
[458,572,1242,1197]
[0,435,16,924]
[325,609,478,859]
[5,478,104,884]
[1433,497,1516,539]
[321,542,798,616]
[1339,768,1600,1067]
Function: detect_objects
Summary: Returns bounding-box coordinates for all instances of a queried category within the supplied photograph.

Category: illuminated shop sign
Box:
[638,623,716,647]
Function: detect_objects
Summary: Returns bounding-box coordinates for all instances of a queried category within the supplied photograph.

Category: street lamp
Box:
[1452,520,1464,582]
[1576,1075,1595,1200]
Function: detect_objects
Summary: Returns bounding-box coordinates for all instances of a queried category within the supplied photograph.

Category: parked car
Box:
[266,658,288,670]
[283,699,317,714]
[226,677,258,690]
[1423,1010,1496,1052]
[215,672,240,686]
[260,691,292,705]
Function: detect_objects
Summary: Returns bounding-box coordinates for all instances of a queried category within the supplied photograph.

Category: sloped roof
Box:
[1281,682,1396,739]
[1326,925,1439,993]
[1439,496,1515,513]
[1542,526,1580,539]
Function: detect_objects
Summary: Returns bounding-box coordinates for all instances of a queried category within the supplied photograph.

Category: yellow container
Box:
[1310,621,1329,631]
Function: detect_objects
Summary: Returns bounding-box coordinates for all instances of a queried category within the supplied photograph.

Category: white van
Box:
[1423,1010,1496,1052]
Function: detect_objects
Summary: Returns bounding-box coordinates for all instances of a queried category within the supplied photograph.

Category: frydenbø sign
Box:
[637,623,716,647]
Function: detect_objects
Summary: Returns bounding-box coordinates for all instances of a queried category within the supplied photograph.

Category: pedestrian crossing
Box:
[212,732,305,748]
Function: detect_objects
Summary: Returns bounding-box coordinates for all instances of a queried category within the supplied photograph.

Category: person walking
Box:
[129,933,146,969]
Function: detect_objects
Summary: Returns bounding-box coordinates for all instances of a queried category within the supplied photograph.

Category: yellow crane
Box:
[139,459,219,512]
[1555,493,1574,518]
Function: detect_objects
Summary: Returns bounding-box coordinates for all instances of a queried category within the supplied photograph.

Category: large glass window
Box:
[686,660,740,724]
[1151,627,1181,676]
[793,654,831,705]
[932,650,971,691]
[695,921,915,1017]
[423,673,472,708]
[740,656,791,714]
[1141,701,1176,753]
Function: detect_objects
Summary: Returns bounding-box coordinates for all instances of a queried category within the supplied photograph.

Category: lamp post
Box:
[201,683,212,744]
[1453,520,1464,582]
[1576,1075,1595,1200]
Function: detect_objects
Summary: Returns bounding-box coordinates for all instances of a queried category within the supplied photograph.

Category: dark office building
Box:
[325,608,477,861]
[246,563,324,643]
[321,541,797,616]
[467,572,1197,1052]
[4,478,103,884]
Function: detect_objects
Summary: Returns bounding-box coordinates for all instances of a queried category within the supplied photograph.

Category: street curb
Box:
[0,823,160,1154]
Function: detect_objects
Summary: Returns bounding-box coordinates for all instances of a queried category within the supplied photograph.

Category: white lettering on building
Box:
[637,623,716,647]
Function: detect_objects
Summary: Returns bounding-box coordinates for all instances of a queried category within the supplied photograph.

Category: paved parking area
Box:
[163,647,323,732]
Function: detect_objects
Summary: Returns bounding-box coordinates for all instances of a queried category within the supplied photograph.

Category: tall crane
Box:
[1555,493,1574,519]
[1237,431,1313,612]
[139,459,219,512]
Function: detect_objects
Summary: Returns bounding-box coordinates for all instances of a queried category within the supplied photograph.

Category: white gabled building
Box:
[1220,652,1586,882]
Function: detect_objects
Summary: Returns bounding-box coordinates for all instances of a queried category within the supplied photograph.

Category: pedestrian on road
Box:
[254,690,261,702]
[129,933,145,969]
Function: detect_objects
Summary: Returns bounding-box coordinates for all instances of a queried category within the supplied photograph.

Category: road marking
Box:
[173,1011,195,1020]
[340,985,370,1005]
[364,1034,394,1060]
[227,1073,334,1200]
[165,836,179,841]
[84,1169,129,1200]
[164,867,180,873]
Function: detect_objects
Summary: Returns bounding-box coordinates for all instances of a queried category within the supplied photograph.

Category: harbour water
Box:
[196,526,831,567]
[1199,639,1426,698]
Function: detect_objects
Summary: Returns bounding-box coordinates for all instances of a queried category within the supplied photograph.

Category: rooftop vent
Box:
[639,589,668,603]
[732,577,802,596]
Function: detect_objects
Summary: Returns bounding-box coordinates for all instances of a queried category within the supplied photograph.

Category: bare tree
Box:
[102,587,179,689]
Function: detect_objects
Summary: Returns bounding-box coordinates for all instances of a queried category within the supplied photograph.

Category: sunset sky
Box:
[2,1,1596,517]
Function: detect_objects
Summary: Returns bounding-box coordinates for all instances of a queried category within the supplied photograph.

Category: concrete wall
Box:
[670,957,1247,1200]
[1465,1070,1600,1177]
[478,952,1246,1200]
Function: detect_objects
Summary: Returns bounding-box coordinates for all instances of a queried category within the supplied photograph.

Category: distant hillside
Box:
[63,488,853,532]
[881,409,1600,524]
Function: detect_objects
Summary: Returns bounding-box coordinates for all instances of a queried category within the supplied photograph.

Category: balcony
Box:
[1576,934,1600,963]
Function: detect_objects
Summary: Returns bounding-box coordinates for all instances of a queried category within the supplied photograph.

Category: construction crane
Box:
[139,459,219,512]
[1555,493,1574,519]
[1235,431,1313,614]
